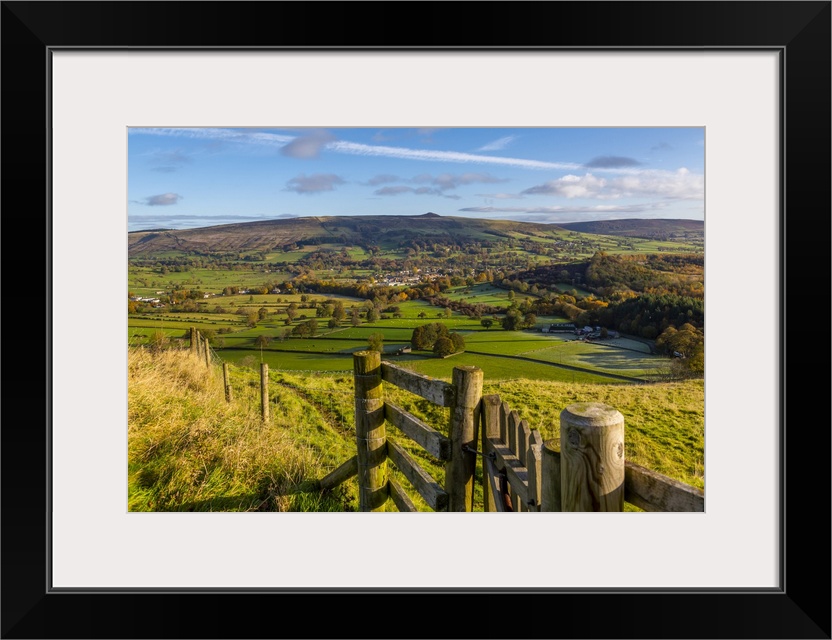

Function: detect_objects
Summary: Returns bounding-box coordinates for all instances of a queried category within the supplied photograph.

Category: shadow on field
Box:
[170,479,342,512]
[170,493,266,512]
[574,350,656,371]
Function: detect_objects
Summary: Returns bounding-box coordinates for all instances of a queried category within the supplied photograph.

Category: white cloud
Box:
[523,174,609,198]
[325,140,581,171]
[477,135,517,151]
[522,169,703,200]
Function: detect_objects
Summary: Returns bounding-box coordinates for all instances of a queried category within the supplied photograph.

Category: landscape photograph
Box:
[127,126,705,513]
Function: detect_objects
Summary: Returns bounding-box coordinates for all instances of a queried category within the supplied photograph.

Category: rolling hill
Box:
[128,213,703,257]
[557,218,703,239]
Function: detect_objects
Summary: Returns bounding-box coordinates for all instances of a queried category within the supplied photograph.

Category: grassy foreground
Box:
[128,347,704,512]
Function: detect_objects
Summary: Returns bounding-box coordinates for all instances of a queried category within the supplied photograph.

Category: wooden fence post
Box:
[446,365,483,512]
[203,335,211,368]
[223,363,232,402]
[508,410,521,512]
[527,430,543,511]
[541,440,562,512]
[190,327,197,354]
[260,363,269,423]
[560,403,625,512]
[353,351,387,512]
[198,333,206,363]
[481,394,501,512]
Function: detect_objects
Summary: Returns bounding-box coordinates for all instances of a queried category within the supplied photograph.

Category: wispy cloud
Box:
[431,173,506,190]
[373,173,506,198]
[154,149,193,164]
[651,142,673,152]
[128,213,296,231]
[131,128,582,171]
[328,140,580,171]
[146,148,193,173]
[475,193,524,200]
[457,202,682,223]
[374,185,460,200]
[133,192,183,206]
[417,128,441,137]
[584,156,642,169]
[280,129,336,159]
[364,174,400,186]
[130,128,294,152]
[477,135,517,152]
[375,186,415,196]
[285,173,345,194]
[521,169,703,200]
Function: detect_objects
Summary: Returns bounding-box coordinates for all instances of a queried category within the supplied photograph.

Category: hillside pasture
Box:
[128,266,292,296]
[523,341,666,379]
[441,283,536,306]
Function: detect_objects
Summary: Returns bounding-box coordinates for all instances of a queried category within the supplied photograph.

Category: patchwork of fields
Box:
[129,284,672,383]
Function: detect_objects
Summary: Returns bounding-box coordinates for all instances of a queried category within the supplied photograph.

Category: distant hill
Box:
[557,218,703,239]
[127,214,704,257]
[127,213,562,256]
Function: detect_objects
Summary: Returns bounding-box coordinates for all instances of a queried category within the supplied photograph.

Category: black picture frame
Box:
[2,2,829,638]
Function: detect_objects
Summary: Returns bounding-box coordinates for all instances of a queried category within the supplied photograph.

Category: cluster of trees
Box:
[584,252,704,299]
[425,295,502,319]
[291,319,319,338]
[592,293,703,339]
[526,293,608,322]
[500,307,537,331]
[655,323,704,376]
[410,323,465,357]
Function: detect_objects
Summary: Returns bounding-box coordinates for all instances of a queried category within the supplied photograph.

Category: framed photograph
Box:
[3,2,829,638]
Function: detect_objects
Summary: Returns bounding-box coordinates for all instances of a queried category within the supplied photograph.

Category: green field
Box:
[130,305,674,384]
[440,283,536,305]
[398,352,626,383]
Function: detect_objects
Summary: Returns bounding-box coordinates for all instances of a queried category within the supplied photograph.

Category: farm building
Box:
[546,323,576,332]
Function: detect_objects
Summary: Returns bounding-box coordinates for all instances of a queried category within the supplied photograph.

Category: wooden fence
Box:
[321,352,705,513]
[318,351,482,511]
[183,330,704,513]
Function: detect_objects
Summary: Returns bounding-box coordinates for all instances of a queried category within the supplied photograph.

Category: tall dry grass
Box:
[128,347,354,511]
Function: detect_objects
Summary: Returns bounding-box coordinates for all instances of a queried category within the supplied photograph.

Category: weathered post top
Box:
[560,402,625,512]
[561,402,624,427]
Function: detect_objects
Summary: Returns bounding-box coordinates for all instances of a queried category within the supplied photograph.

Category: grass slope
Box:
[129,346,704,513]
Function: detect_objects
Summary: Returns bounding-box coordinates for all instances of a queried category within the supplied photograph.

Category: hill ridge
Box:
[127,214,702,256]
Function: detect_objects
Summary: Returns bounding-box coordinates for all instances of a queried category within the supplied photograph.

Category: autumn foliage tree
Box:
[655,323,704,377]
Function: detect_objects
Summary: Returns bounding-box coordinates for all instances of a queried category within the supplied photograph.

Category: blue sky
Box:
[128,127,704,231]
